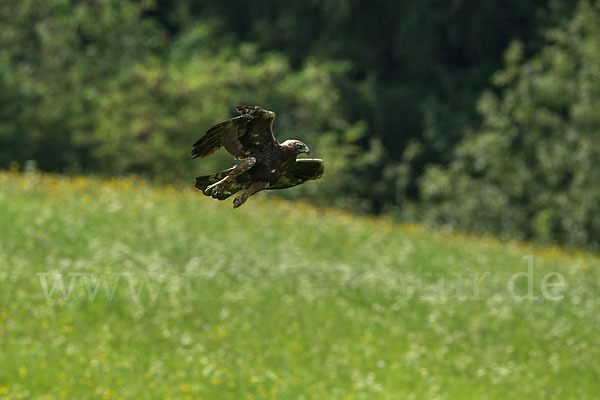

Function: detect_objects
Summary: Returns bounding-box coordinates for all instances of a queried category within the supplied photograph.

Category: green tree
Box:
[420,1,600,249]
[0,0,162,172]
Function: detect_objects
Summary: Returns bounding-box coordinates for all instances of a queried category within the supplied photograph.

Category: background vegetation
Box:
[2,2,599,397]
[1,0,599,248]
[1,172,599,398]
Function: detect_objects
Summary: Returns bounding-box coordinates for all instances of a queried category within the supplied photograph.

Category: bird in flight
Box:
[192,105,324,208]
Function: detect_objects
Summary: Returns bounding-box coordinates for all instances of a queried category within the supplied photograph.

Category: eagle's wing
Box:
[269,159,324,190]
[191,105,278,160]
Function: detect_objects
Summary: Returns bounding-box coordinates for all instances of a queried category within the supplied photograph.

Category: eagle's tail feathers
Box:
[194,168,230,190]
[193,175,213,192]
[194,167,238,200]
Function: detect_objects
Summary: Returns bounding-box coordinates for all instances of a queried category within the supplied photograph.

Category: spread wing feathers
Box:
[270,159,324,190]
[191,116,247,159]
[194,167,252,200]
[191,106,278,160]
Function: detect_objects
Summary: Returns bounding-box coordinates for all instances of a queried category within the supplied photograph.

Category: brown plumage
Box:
[192,105,324,208]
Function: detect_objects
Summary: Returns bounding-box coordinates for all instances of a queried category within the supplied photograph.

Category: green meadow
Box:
[0,171,599,399]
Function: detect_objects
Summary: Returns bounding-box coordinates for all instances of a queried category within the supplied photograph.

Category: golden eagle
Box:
[192,105,324,208]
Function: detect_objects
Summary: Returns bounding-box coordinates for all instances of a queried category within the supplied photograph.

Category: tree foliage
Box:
[0,0,162,171]
[420,1,600,249]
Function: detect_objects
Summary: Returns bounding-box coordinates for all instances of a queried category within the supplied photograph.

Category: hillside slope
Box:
[0,172,599,399]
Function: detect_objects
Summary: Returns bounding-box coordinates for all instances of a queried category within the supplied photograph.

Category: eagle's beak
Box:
[305,147,311,155]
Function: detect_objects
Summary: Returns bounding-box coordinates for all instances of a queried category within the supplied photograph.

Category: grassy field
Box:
[0,171,599,399]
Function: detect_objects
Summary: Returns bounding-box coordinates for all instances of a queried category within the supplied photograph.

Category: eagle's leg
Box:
[233,182,267,209]
[204,157,256,196]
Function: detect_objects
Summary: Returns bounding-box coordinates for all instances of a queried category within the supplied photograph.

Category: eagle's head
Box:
[283,140,310,156]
